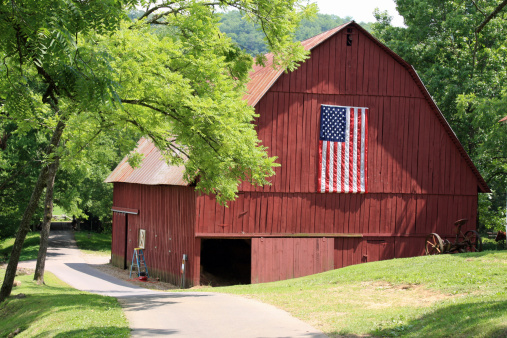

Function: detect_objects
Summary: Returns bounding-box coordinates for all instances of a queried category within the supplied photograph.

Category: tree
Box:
[219,11,372,57]
[372,0,507,230]
[0,0,315,301]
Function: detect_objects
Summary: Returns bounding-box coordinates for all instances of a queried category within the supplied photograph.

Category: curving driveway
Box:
[18,231,327,337]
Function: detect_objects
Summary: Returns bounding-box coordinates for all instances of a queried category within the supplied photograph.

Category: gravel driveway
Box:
[17,231,327,337]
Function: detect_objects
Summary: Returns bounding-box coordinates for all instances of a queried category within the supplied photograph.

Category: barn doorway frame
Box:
[199,238,252,286]
[112,207,139,269]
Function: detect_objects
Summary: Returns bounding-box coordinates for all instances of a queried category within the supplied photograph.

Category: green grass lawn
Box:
[0,233,40,263]
[73,232,112,256]
[51,205,65,216]
[204,251,507,337]
[0,268,129,337]
[0,231,112,261]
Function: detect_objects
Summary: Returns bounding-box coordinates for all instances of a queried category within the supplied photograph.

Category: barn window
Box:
[200,239,251,286]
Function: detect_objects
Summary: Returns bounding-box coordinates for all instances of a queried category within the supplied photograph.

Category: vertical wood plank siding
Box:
[111,211,126,268]
[112,25,483,285]
[251,237,334,283]
[197,27,481,278]
[196,193,477,238]
[112,183,197,287]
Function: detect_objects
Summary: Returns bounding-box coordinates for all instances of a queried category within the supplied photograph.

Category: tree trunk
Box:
[34,156,59,284]
[0,120,66,303]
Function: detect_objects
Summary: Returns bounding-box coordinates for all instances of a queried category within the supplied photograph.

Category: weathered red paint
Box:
[251,237,334,283]
[108,22,487,286]
[112,183,197,287]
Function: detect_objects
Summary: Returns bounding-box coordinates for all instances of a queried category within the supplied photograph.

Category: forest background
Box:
[0,3,505,240]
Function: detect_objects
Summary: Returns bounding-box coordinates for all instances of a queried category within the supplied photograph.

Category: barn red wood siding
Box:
[251,237,334,283]
[196,193,477,237]
[196,25,481,282]
[112,183,197,287]
[109,23,485,286]
[111,211,127,268]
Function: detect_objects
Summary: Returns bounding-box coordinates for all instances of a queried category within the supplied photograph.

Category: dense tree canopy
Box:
[0,0,316,300]
[219,11,372,56]
[373,0,507,230]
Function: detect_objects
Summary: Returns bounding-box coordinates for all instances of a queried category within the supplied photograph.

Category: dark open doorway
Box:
[200,239,251,286]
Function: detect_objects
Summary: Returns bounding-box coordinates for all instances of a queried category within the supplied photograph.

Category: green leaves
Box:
[1,0,314,223]
[374,0,507,230]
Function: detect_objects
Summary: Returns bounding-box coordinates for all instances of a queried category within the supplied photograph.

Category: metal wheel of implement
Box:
[425,233,444,255]
[464,230,483,252]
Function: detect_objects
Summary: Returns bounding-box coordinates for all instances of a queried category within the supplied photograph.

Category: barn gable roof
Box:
[107,21,489,192]
[104,137,187,186]
[246,21,489,193]
[245,23,347,107]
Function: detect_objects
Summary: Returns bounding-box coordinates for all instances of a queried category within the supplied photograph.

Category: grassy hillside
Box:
[208,251,507,337]
[0,269,129,337]
[0,233,40,263]
[74,231,112,256]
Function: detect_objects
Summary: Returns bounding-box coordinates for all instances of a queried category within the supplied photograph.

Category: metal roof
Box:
[104,137,187,186]
[244,23,346,107]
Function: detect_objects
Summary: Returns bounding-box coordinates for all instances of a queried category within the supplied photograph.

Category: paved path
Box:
[18,231,327,337]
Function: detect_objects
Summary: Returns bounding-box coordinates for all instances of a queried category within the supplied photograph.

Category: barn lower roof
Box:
[104,137,188,186]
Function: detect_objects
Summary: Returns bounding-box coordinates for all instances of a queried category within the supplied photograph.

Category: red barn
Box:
[106,22,489,287]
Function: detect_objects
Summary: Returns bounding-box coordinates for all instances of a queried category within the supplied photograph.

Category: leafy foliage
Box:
[372,1,507,230]
[0,0,317,233]
[219,11,373,56]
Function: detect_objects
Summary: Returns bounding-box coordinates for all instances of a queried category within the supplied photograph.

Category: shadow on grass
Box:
[434,250,507,260]
[370,300,507,337]
[37,326,131,337]
[0,234,41,262]
[1,292,128,337]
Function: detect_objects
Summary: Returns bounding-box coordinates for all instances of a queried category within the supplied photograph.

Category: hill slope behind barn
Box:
[106,22,488,287]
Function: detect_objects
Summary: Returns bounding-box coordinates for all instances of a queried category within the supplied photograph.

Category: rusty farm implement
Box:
[425,219,482,255]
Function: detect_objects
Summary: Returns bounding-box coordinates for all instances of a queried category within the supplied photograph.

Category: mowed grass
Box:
[74,232,112,257]
[207,251,507,337]
[0,233,40,263]
[0,268,129,337]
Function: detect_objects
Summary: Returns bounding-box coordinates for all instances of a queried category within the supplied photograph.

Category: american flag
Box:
[318,105,368,193]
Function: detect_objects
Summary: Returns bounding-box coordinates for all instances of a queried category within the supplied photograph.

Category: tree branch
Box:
[471,0,487,16]
[121,99,223,156]
[121,99,183,122]
[486,169,507,184]
[476,0,507,33]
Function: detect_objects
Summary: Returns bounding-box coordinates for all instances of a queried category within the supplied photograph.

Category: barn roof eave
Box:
[104,137,190,186]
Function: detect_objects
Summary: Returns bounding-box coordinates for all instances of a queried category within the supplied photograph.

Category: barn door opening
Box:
[200,239,251,286]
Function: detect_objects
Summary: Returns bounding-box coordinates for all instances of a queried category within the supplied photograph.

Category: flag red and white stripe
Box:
[318,105,368,193]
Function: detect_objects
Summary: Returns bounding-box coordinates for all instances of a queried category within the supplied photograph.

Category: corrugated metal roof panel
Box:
[244,23,347,107]
[105,138,188,186]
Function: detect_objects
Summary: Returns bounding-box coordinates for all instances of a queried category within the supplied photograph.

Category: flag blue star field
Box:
[319,105,368,193]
